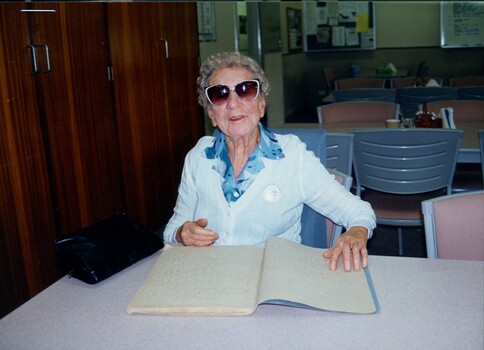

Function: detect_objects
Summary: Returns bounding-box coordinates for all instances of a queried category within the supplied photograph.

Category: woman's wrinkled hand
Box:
[323,226,369,272]
[175,218,218,246]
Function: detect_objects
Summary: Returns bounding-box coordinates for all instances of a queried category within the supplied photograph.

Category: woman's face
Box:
[207,67,266,140]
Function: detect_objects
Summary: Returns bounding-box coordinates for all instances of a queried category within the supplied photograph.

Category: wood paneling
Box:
[29,3,124,234]
[0,2,203,317]
[0,3,59,314]
[0,3,124,317]
[160,3,206,198]
[108,3,204,228]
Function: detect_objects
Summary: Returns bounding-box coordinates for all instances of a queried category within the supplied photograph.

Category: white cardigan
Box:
[163,134,375,245]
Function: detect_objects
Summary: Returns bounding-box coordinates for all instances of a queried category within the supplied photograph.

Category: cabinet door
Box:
[160,3,206,197]
[0,3,59,317]
[108,3,204,228]
[28,3,124,233]
[0,3,125,317]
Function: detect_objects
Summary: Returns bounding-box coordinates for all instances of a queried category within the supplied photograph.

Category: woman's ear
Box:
[259,98,267,117]
[207,108,217,127]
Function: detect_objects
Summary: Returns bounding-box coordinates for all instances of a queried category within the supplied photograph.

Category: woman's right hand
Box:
[175,218,218,246]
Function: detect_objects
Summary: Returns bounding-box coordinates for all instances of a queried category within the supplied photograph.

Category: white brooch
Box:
[262,184,282,203]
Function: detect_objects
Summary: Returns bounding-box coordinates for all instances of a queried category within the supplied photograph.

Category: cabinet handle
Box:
[20,9,56,13]
[27,44,51,74]
[107,66,114,82]
[39,44,51,73]
[28,44,38,74]
[160,38,169,59]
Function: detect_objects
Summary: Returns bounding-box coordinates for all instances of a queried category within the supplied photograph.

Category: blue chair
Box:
[272,128,327,248]
[416,60,430,77]
[332,88,395,103]
[272,128,326,165]
[323,67,336,94]
[325,134,355,231]
[351,128,463,255]
[395,87,458,115]
[275,130,354,246]
[426,103,484,193]
[480,129,484,185]
[422,191,484,260]
[325,169,353,247]
[325,132,354,176]
[457,86,484,100]
[272,128,353,248]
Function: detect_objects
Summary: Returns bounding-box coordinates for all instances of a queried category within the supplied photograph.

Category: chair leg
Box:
[398,227,404,256]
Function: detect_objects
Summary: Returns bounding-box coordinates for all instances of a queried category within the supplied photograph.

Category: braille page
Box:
[127,244,264,315]
[257,237,377,314]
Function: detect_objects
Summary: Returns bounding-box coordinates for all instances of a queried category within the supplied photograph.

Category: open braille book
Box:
[127,236,378,316]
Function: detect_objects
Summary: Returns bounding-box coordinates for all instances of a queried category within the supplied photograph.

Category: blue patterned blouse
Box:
[204,123,285,204]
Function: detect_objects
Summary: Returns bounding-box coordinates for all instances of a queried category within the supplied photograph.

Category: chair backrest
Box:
[325,132,354,175]
[457,86,484,101]
[416,61,430,77]
[335,78,385,90]
[326,169,352,248]
[451,75,484,87]
[422,190,484,260]
[271,128,328,248]
[323,67,336,92]
[427,100,484,122]
[269,129,353,248]
[318,101,399,124]
[272,128,326,162]
[332,88,396,103]
[351,129,463,196]
[395,87,458,116]
[391,76,443,88]
[480,129,484,185]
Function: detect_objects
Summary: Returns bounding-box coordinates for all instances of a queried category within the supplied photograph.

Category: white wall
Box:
[264,53,284,128]
[198,3,237,134]
[375,2,440,48]
[198,2,483,128]
[199,3,237,62]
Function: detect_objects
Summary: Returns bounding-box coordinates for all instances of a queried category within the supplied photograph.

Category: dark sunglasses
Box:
[205,79,260,106]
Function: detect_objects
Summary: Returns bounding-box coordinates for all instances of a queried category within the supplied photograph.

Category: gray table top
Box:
[1,251,483,350]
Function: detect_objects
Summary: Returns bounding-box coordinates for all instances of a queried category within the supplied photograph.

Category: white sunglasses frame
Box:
[204,79,260,106]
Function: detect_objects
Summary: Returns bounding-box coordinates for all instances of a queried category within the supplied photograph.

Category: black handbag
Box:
[55,213,164,284]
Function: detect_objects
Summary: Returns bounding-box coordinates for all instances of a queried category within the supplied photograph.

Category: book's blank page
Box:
[257,237,377,314]
[127,244,263,315]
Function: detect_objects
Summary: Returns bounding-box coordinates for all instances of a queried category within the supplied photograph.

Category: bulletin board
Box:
[441,1,484,48]
[303,1,375,52]
[197,3,216,42]
[287,8,303,52]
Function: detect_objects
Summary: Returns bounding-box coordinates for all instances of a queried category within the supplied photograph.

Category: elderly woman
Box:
[163,51,375,272]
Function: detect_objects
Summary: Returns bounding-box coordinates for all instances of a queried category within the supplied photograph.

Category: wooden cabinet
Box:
[0,2,203,317]
[0,2,124,316]
[0,3,57,315]
[27,3,124,234]
[107,2,204,228]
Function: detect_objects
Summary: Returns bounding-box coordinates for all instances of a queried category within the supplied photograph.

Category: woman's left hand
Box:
[322,226,368,272]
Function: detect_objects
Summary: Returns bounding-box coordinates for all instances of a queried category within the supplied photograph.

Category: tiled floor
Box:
[367,225,427,258]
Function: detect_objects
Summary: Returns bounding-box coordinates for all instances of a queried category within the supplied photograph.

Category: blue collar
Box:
[204,123,285,160]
